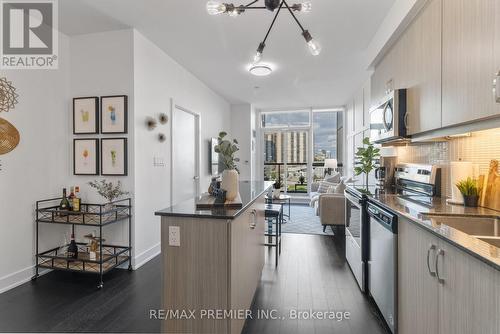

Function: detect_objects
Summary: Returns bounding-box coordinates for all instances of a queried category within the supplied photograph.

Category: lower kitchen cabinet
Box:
[398,219,439,334]
[398,217,500,334]
[438,241,500,334]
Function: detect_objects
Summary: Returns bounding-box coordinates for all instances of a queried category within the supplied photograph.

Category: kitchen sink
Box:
[476,237,500,248]
[421,214,500,237]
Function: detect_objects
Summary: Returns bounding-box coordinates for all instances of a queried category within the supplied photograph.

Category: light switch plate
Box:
[169,226,180,246]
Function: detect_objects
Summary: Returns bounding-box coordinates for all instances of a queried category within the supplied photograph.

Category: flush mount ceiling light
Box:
[249,63,273,76]
[206,0,321,65]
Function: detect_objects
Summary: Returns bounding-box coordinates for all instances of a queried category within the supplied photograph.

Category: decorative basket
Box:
[0,117,20,155]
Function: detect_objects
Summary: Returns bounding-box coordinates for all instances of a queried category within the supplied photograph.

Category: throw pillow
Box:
[334,181,346,194]
[325,173,341,184]
[317,181,335,193]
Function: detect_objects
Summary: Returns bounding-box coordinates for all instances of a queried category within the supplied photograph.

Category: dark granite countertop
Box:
[366,191,500,271]
[155,181,274,220]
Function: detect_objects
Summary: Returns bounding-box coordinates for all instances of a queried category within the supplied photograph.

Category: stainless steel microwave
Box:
[369,89,407,143]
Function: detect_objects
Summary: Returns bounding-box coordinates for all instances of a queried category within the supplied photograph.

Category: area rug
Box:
[280,204,335,236]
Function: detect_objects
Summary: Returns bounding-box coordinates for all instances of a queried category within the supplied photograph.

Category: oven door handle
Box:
[345,192,363,206]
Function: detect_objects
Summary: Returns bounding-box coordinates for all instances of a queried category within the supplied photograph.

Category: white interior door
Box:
[172,105,199,205]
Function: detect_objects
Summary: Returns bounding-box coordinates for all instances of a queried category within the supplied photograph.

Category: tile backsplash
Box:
[394,128,500,197]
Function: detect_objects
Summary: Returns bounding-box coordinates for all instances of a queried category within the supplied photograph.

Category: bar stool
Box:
[264,204,282,266]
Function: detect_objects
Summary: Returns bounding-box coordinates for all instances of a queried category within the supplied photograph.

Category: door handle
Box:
[494,71,500,103]
[435,248,445,284]
[404,112,410,130]
[426,244,437,277]
[193,176,200,181]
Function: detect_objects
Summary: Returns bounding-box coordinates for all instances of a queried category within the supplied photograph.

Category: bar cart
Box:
[32,197,132,289]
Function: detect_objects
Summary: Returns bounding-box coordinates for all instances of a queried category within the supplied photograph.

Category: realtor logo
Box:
[0,0,58,69]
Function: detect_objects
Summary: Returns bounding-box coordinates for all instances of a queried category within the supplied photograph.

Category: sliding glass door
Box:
[261,109,342,196]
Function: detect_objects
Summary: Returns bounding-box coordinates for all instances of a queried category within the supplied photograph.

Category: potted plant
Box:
[456,177,481,207]
[88,180,129,212]
[354,137,380,189]
[214,131,240,201]
[299,174,306,185]
[273,179,282,199]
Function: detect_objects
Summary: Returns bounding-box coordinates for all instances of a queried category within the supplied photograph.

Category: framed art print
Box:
[101,95,128,134]
[101,138,128,176]
[73,97,99,134]
[74,139,99,175]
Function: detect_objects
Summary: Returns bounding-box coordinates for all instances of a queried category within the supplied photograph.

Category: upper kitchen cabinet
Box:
[372,0,442,135]
[371,45,396,108]
[442,0,500,127]
[401,0,442,135]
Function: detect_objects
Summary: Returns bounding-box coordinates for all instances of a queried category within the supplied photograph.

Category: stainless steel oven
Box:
[344,188,369,292]
[369,89,407,143]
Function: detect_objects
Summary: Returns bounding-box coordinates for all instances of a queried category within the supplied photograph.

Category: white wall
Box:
[230,104,254,181]
[0,28,231,293]
[0,33,71,293]
[69,29,135,249]
[133,30,231,267]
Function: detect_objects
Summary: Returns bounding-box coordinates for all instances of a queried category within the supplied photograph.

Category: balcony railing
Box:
[264,162,343,193]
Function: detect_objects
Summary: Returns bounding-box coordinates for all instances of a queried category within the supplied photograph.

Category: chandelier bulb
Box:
[302,30,321,56]
[300,1,312,13]
[253,42,266,63]
[206,1,226,15]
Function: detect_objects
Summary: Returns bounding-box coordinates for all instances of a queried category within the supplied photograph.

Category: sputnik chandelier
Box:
[206,0,321,69]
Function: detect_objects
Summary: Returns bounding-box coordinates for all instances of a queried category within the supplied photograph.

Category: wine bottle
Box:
[73,186,81,212]
[60,188,70,214]
[68,187,75,211]
[67,233,78,259]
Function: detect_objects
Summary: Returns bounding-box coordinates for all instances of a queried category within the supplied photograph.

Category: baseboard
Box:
[0,244,161,294]
[133,242,161,270]
[0,265,50,294]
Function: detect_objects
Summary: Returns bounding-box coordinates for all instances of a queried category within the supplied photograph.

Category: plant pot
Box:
[273,188,281,199]
[221,169,239,201]
[463,195,479,208]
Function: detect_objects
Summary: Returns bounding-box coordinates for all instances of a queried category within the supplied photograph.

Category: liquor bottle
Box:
[60,188,70,214]
[67,233,78,259]
[68,186,75,211]
[73,186,81,212]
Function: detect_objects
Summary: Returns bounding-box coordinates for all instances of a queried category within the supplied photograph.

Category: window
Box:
[261,110,310,128]
[313,111,338,162]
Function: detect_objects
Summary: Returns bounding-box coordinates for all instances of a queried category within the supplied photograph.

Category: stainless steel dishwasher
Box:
[367,202,398,334]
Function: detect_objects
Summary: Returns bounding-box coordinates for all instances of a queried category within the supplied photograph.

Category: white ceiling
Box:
[59,0,396,109]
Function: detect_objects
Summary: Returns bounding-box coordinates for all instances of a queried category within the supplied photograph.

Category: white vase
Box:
[221,169,239,201]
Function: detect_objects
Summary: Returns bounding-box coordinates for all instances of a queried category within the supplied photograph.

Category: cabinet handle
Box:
[404,112,410,130]
[435,248,445,284]
[249,209,257,229]
[426,244,436,277]
[494,71,500,103]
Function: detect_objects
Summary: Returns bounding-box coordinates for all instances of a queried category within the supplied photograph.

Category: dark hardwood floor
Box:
[0,234,388,334]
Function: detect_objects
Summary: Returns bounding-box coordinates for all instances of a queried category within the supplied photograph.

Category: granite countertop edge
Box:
[155,181,274,220]
[368,195,500,271]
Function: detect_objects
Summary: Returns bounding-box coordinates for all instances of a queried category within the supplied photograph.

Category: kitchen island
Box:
[155,181,273,334]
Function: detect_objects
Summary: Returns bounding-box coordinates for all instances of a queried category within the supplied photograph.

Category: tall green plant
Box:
[214,131,240,172]
[354,137,380,188]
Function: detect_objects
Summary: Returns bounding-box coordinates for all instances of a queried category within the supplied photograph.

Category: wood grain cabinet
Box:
[371,0,442,135]
[398,219,439,334]
[398,217,500,334]
[160,195,266,334]
[442,0,500,127]
[399,0,442,135]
